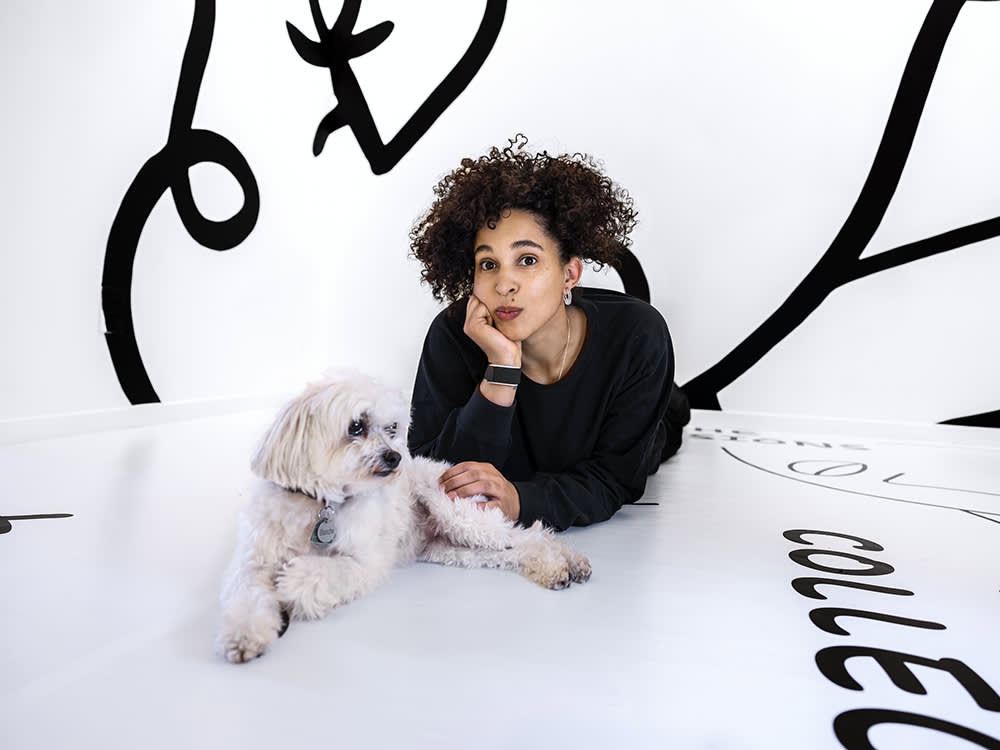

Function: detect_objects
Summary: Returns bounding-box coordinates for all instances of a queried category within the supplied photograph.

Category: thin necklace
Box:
[556,309,573,382]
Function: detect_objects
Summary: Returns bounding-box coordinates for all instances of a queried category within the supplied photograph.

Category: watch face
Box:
[486,365,520,386]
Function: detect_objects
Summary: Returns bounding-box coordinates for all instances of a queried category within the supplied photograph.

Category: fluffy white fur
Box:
[217,369,591,663]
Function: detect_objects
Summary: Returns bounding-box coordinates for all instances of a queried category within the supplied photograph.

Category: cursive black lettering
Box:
[783,529,884,551]
[834,708,1000,750]
[791,577,914,600]
[818,646,1000,711]
[789,549,893,576]
[809,607,945,637]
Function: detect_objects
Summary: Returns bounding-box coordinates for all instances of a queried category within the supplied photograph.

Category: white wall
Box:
[2,0,998,427]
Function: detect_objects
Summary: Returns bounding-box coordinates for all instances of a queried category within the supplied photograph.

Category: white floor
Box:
[3,409,999,749]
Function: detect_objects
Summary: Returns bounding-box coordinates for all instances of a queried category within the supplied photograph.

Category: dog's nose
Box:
[382,451,401,470]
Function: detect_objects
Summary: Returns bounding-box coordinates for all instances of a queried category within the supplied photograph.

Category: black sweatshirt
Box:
[409,287,677,531]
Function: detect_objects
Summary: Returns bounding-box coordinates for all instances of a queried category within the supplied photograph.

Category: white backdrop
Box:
[2,0,998,425]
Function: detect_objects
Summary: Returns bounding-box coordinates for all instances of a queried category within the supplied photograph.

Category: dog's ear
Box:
[250,394,320,488]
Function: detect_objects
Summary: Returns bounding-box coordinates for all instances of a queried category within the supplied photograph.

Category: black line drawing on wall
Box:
[287,0,507,173]
[722,446,1000,526]
[678,0,1000,427]
[102,0,260,405]
[103,0,508,405]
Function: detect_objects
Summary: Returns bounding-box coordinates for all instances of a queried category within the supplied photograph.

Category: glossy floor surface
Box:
[3,409,999,749]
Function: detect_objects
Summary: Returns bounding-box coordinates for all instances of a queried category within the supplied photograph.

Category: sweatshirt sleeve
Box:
[408,308,515,467]
[514,315,675,531]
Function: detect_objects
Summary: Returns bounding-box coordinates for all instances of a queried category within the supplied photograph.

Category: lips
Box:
[494,307,522,322]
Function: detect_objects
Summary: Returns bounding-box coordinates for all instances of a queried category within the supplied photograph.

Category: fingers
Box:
[439,462,512,504]
[465,295,493,328]
[464,296,521,367]
[439,462,498,498]
[438,461,478,488]
[435,462,518,520]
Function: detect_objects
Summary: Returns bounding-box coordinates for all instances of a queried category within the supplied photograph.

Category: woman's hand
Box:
[439,461,520,521]
[464,295,521,367]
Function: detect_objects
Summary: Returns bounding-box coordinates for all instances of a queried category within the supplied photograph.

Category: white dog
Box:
[216,370,591,663]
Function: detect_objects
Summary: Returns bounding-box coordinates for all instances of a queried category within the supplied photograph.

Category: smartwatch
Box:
[483,364,521,387]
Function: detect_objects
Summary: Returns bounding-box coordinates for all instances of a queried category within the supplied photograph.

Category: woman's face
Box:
[472,208,574,344]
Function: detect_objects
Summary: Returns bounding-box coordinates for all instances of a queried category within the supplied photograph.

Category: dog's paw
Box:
[566,552,592,584]
[217,612,284,663]
[216,599,286,664]
[518,543,573,590]
[554,541,591,584]
[219,631,272,664]
[275,555,338,620]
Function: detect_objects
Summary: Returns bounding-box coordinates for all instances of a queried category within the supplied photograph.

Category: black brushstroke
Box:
[809,607,945,637]
[102,0,260,404]
[943,408,1000,428]
[791,577,914,600]
[789,548,894,577]
[288,0,507,174]
[835,708,1000,749]
[683,0,1000,418]
[783,529,884,551]
[721,446,1000,522]
[614,249,650,302]
[817,646,1000,709]
[1,513,73,536]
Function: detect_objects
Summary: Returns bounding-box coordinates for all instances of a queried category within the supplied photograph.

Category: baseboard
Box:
[0,394,286,445]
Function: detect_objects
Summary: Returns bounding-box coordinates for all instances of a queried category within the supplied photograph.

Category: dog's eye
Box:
[348,420,366,437]
[386,423,397,437]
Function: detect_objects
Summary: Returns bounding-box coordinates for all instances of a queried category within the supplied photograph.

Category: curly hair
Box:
[409,135,639,304]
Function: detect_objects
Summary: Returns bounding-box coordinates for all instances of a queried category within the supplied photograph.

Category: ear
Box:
[564,256,583,290]
[250,394,318,488]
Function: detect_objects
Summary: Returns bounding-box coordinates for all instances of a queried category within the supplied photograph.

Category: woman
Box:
[408,136,689,531]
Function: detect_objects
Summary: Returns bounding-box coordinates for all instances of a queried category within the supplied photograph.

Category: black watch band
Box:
[483,364,521,387]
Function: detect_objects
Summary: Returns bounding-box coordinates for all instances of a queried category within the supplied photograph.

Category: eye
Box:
[386,423,398,437]
[478,259,496,272]
[348,419,366,437]
[519,255,537,266]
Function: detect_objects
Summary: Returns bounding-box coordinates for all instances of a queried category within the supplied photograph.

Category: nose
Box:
[495,270,517,297]
[382,450,401,470]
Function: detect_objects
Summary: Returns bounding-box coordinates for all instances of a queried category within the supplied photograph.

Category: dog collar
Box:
[293,484,321,498]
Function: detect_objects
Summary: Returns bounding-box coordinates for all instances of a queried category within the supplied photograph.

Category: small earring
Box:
[563,288,572,306]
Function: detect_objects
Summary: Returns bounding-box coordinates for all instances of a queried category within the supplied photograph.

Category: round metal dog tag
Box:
[310,517,336,546]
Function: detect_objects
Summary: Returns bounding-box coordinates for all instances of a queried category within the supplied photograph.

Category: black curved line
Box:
[884,472,1000,497]
[683,0,1000,412]
[291,0,507,174]
[849,215,1000,281]
[614,248,650,302]
[788,460,868,477]
[102,0,260,404]
[720,446,1000,518]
